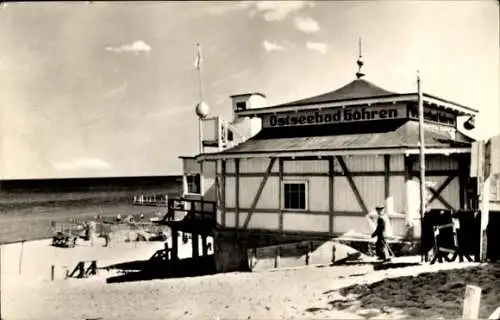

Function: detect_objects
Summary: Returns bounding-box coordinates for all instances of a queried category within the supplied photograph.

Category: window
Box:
[236,101,246,111]
[282,181,307,210]
[186,174,201,194]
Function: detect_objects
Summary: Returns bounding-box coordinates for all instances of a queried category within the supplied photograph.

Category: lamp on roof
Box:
[463,115,476,130]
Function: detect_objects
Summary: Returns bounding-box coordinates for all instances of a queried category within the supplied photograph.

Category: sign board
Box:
[262,104,407,128]
[407,106,456,126]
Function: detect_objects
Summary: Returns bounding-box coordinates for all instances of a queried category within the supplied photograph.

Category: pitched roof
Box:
[273,79,396,108]
[211,120,471,157]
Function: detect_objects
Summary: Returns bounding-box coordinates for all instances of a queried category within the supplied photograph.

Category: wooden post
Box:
[192,233,199,259]
[235,159,240,228]
[201,235,208,256]
[171,228,178,261]
[18,240,25,275]
[417,72,426,264]
[51,265,55,281]
[479,139,491,262]
[328,157,334,234]
[463,284,481,319]
[274,246,280,269]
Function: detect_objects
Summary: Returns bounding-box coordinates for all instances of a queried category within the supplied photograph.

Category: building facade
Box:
[181,71,480,272]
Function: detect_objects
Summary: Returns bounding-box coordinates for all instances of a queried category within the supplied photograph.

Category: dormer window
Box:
[236,101,247,111]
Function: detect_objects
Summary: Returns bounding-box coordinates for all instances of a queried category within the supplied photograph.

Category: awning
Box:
[199,120,472,160]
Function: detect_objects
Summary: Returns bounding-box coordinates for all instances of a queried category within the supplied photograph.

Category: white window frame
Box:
[184,173,202,196]
[281,180,309,211]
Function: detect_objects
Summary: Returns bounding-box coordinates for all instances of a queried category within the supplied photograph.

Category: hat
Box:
[375,205,385,211]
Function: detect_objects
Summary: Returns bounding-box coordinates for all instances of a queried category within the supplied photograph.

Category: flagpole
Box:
[417,71,426,263]
[196,43,204,155]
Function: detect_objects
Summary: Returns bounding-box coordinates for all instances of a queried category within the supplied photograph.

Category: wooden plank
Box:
[384,154,390,199]
[221,160,226,226]
[242,158,277,229]
[329,156,334,234]
[279,158,284,231]
[336,156,369,214]
[458,155,467,209]
[462,284,481,319]
[235,159,240,228]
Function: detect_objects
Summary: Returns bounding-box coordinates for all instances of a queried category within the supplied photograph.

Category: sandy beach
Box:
[3,235,499,320]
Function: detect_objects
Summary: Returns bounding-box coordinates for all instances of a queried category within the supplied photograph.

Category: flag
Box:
[195,43,202,70]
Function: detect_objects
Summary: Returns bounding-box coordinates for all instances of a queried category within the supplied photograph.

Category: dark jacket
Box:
[372,216,386,239]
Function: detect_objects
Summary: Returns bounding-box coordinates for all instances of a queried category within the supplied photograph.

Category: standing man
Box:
[371,205,391,262]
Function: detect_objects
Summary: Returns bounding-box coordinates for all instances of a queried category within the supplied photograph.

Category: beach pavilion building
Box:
[180,60,479,272]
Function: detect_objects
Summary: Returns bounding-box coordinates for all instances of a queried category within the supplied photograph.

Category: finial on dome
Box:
[355,38,365,79]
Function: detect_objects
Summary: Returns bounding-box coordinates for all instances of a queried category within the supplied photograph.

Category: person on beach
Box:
[88,220,97,247]
[371,205,391,262]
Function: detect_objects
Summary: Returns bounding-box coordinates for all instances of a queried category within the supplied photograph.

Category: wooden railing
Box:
[132,194,169,207]
[166,198,216,220]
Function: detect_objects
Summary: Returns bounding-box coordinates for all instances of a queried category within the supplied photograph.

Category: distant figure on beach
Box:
[166,209,175,221]
[88,220,97,246]
[103,225,112,247]
[140,213,145,220]
[371,206,390,261]
[116,214,122,223]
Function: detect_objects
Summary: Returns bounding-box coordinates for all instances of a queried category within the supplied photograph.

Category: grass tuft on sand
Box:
[337,263,500,319]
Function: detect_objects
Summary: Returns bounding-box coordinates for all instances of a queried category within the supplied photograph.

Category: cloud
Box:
[54,158,112,172]
[262,40,287,52]
[105,40,152,55]
[306,41,328,54]
[243,1,314,21]
[294,16,320,33]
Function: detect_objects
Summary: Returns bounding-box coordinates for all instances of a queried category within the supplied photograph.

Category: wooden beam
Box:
[221,160,226,226]
[427,186,456,211]
[242,158,277,229]
[215,161,220,223]
[458,155,467,209]
[224,207,382,217]
[384,155,390,199]
[336,156,369,214]
[278,158,284,231]
[425,174,457,206]
[235,159,240,228]
[329,156,334,234]
[404,155,413,182]
[217,170,460,178]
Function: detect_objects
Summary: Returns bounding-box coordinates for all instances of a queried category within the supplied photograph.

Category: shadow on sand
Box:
[103,255,216,283]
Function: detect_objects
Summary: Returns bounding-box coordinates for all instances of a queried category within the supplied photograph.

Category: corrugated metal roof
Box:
[272,79,396,108]
[217,120,471,155]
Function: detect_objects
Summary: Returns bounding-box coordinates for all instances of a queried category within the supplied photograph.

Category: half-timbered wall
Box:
[217,154,429,238]
[409,154,461,211]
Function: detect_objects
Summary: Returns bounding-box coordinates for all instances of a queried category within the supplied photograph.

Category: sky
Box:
[0,1,498,179]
